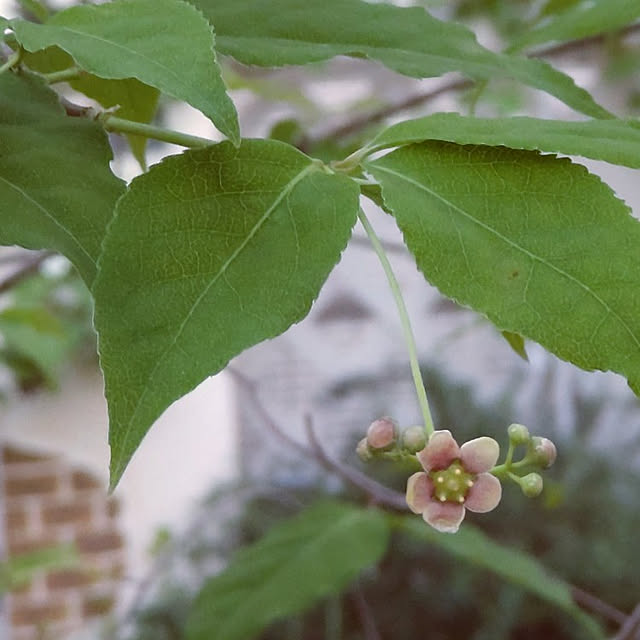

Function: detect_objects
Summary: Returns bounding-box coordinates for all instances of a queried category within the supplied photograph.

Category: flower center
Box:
[430,460,475,504]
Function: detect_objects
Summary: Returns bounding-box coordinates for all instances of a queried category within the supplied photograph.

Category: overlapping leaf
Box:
[186,501,390,640]
[0,72,124,286]
[22,46,159,168]
[402,518,603,638]
[192,0,610,119]
[366,113,640,168]
[513,0,640,51]
[93,140,359,485]
[11,0,238,143]
[366,142,640,394]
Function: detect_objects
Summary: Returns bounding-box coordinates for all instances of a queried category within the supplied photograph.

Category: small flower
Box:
[406,430,502,533]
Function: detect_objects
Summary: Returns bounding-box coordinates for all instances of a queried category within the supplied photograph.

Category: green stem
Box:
[491,455,534,479]
[101,114,214,149]
[0,52,21,75]
[43,66,83,84]
[357,208,435,436]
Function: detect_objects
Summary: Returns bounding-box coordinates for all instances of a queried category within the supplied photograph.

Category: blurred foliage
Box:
[0,255,95,394]
[118,367,640,640]
[0,544,79,594]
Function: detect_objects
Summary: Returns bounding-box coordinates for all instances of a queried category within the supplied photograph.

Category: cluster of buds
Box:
[356,416,426,462]
[500,423,557,498]
[356,417,557,534]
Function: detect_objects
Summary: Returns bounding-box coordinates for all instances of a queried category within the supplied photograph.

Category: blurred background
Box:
[2,0,640,638]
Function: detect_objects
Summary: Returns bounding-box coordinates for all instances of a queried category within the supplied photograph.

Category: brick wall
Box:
[1,446,125,640]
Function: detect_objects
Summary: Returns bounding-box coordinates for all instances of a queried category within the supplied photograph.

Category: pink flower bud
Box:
[531,437,557,468]
[366,417,398,451]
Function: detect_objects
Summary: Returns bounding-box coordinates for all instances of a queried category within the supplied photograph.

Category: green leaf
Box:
[0,72,124,287]
[0,544,78,594]
[93,139,359,486]
[192,0,610,119]
[366,112,640,168]
[401,517,604,638]
[15,0,49,23]
[186,501,390,640]
[366,142,640,394]
[513,0,640,50]
[501,330,529,361]
[22,46,160,169]
[11,0,239,144]
[0,307,70,386]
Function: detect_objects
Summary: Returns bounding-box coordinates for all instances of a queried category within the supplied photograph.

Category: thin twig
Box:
[304,414,409,510]
[570,587,627,628]
[302,22,640,150]
[352,583,382,640]
[228,366,408,508]
[227,366,314,459]
[612,601,640,639]
[0,251,54,295]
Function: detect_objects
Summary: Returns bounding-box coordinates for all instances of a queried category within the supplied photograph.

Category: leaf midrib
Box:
[372,163,640,354]
[216,509,380,638]
[112,160,319,475]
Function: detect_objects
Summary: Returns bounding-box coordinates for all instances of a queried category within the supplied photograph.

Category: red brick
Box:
[46,569,93,590]
[43,502,92,526]
[6,506,27,530]
[76,531,124,554]
[83,594,115,617]
[2,447,47,464]
[11,600,67,626]
[5,475,58,497]
[71,471,100,491]
[9,535,60,556]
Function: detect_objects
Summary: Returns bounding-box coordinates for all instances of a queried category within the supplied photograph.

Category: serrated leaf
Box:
[186,501,390,640]
[22,46,159,169]
[192,0,610,119]
[93,139,359,486]
[366,112,640,169]
[401,517,603,638]
[11,0,238,144]
[513,0,640,50]
[366,142,640,395]
[0,72,124,286]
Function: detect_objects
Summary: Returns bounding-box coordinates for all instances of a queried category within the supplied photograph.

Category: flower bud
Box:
[401,425,427,453]
[356,437,373,462]
[520,473,543,497]
[366,417,398,451]
[531,437,557,468]
[507,423,530,446]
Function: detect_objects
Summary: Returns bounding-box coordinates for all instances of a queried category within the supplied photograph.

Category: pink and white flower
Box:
[406,430,502,533]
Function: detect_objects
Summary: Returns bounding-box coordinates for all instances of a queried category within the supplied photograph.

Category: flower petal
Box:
[460,436,500,473]
[406,472,433,514]
[417,430,460,471]
[465,473,502,513]
[423,501,465,533]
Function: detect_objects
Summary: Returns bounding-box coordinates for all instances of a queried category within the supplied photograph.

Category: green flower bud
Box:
[507,423,530,446]
[531,436,557,469]
[401,425,427,453]
[520,472,544,498]
[356,437,373,462]
[366,417,398,451]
